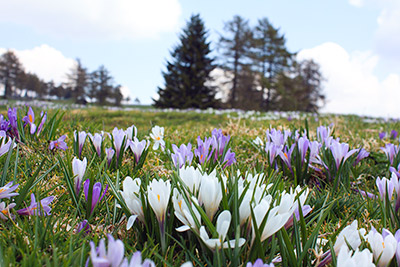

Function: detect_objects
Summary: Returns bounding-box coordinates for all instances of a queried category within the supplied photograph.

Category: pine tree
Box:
[0,50,24,99]
[250,18,293,110]
[218,15,253,108]
[154,14,217,109]
[67,59,88,104]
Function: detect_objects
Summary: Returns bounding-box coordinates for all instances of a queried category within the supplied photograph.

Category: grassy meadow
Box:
[0,103,399,266]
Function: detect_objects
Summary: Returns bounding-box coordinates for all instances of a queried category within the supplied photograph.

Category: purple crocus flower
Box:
[105,147,115,167]
[22,106,37,134]
[49,135,68,151]
[395,229,400,265]
[112,127,126,165]
[279,144,295,172]
[317,125,333,146]
[125,251,155,267]
[0,131,14,157]
[222,148,236,169]
[297,136,310,165]
[83,179,108,215]
[89,234,125,267]
[0,181,19,199]
[266,129,290,147]
[330,140,358,170]
[7,108,19,141]
[284,205,312,229]
[194,136,214,164]
[0,115,10,132]
[0,202,16,220]
[36,111,46,136]
[77,219,90,235]
[88,133,103,157]
[381,143,400,166]
[376,176,394,200]
[379,131,387,140]
[246,259,274,267]
[128,137,147,164]
[391,130,398,140]
[17,193,55,216]
[74,131,87,158]
[354,148,369,165]
[171,143,193,168]
[211,129,230,159]
[265,142,282,167]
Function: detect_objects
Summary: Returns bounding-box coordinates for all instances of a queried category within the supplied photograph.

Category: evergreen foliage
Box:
[154,14,217,109]
[0,50,24,99]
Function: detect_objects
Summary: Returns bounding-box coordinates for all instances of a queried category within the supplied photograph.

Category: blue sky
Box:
[1,0,399,117]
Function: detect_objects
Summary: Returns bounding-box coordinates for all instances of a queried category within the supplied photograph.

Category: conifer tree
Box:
[0,50,24,99]
[154,14,217,109]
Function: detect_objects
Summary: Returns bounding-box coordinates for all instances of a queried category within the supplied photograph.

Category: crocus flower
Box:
[36,111,46,136]
[49,135,68,151]
[334,220,366,255]
[149,125,165,150]
[395,229,400,265]
[194,136,214,164]
[171,143,193,168]
[0,202,16,220]
[7,108,19,140]
[147,179,171,225]
[284,205,312,229]
[354,148,369,165]
[128,137,147,164]
[381,143,400,166]
[89,234,125,267]
[211,128,230,159]
[0,115,9,132]
[22,106,36,134]
[336,246,375,267]
[112,127,126,164]
[330,140,358,170]
[125,125,137,141]
[179,166,202,194]
[120,176,145,223]
[246,259,275,267]
[0,131,14,157]
[376,176,395,202]
[83,179,108,216]
[74,131,87,158]
[367,227,397,267]
[72,157,87,194]
[379,132,387,140]
[123,251,155,267]
[172,188,201,232]
[88,133,103,157]
[0,181,19,199]
[317,125,333,146]
[265,142,282,167]
[278,144,295,172]
[391,130,398,140]
[198,172,222,220]
[222,148,236,169]
[105,147,115,167]
[199,210,246,249]
[76,219,90,235]
[17,193,55,216]
[297,136,310,165]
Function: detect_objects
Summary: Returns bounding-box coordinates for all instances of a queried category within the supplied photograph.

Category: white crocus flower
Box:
[179,166,202,195]
[88,133,103,157]
[199,210,245,249]
[334,220,366,255]
[72,157,87,194]
[337,246,375,267]
[150,126,165,150]
[252,197,292,243]
[172,189,201,232]
[367,227,397,267]
[198,173,222,221]
[120,177,145,223]
[147,179,171,224]
[125,125,137,141]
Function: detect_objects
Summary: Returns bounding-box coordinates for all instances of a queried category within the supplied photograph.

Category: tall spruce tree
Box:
[218,15,253,108]
[67,59,88,104]
[250,18,293,110]
[154,14,217,109]
[0,50,24,99]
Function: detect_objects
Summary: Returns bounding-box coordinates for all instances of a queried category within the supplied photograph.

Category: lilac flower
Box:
[297,136,310,165]
[128,137,147,164]
[381,143,400,165]
[222,148,236,169]
[22,106,37,134]
[395,229,400,265]
[125,125,137,142]
[105,147,115,167]
[36,111,46,136]
[266,129,290,147]
[49,135,68,151]
[88,133,103,157]
[194,136,214,164]
[354,148,369,165]
[317,125,333,146]
[211,128,230,159]
[171,143,193,168]
[376,176,394,201]
[330,140,358,170]
[83,179,108,215]
[279,144,295,172]
[265,142,282,167]
[391,130,398,140]
[379,131,387,140]
[17,193,55,216]
[72,157,87,194]
[112,127,126,164]
[124,251,155,267]
[7,108,19,140]
[0,202,16,220]
[0,131,14,157]
[284,205,312,229]
[309,141,323,165]
[77,219,90,235]
[246,259,274,267]
[74,131,87,158]
[0,181,19,199]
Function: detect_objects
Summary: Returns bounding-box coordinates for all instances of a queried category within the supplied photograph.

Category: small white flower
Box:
[367,227,397,267]
[120,176,145,222]
[337,246,375,267]
[179,166,202,195]
[72,157,87,194]
[198,172,222,221]
[334,220,366,255]
[150,126,165,150]
[172,189,201,232]
[147,179,171,223]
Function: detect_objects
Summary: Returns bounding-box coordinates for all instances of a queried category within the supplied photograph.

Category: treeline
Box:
[0,52,125,106]
[155,14,325,112]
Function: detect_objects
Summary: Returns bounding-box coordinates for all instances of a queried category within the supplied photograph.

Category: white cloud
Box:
[348,0,365,7]
[0,0,182,40]
[298,42,400,118]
